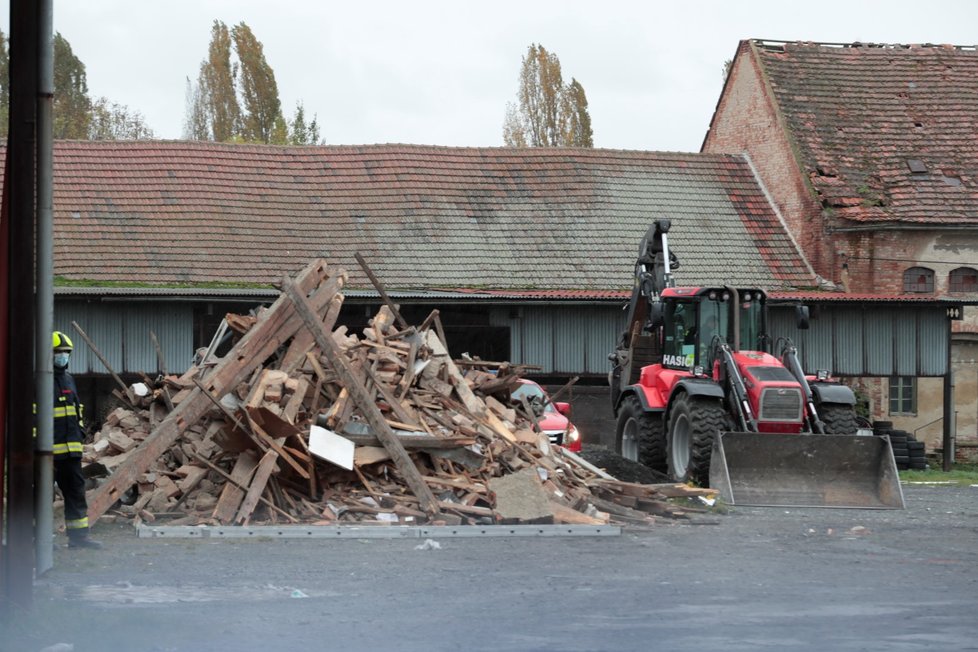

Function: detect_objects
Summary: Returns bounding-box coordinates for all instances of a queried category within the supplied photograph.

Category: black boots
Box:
[67,529,103,549]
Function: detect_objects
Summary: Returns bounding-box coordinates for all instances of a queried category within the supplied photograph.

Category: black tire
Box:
[910,461,928,470]
[872,420,893,431]
[666,392,722,485]
[907,441,926,451]
[614,395,667,473]
[820,403,858,434]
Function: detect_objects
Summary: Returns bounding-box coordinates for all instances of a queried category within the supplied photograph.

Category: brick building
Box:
[703,39,978,451]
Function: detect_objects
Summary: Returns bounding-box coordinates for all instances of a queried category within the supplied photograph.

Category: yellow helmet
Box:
[53,331,74,352]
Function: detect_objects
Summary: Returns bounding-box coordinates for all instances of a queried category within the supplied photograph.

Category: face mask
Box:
[54,352,70,368]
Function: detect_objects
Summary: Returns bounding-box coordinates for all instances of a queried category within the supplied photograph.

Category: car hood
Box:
[536,411,569,432]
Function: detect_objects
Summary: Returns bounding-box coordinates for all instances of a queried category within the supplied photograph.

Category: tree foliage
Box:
[0,29,153,140]
[89,98,155,140]
[187,20,320,145]
[194,20,240,142]
[289,101,322,145]
[232,22,282,143]
[53,33,93,139]
[503,44,593,148]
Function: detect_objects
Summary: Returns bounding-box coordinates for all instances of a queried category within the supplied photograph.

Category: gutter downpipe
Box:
[34,0,54,575]
[943,311,953,471]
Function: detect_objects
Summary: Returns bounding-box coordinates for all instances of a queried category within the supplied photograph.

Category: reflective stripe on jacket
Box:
[53,369,85,458]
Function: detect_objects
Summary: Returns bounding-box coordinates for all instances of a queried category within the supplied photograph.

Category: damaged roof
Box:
[18,141,814,293]
[753,40,978,225]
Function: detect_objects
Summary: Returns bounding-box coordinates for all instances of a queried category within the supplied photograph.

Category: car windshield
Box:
[510,383,557,413]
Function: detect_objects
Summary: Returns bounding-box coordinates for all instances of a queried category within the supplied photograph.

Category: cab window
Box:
[663,301,695,367]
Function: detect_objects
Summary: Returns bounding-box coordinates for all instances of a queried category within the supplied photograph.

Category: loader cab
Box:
[661,288,768,370]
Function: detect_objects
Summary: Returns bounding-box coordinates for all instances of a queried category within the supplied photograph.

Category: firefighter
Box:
[52,331,102,549]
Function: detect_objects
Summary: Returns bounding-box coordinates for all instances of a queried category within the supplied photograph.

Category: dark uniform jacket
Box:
[53,368,85,458]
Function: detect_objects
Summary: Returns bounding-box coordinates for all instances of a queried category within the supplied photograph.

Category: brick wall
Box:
[702,40,828,278]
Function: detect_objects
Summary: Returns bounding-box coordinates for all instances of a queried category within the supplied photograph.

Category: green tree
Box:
[195,20,240,142]
[187,20,319,145]
[232,22,283,144]
[183,76,209,140]
[561,78,593,148]
[53,32,92,139]
[89,97,155,140]
[289,101,322,145]
[0,29,152,141]
[503,44,592,148]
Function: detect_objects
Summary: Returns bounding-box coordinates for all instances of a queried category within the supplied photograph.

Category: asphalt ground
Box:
[2,482,976,652]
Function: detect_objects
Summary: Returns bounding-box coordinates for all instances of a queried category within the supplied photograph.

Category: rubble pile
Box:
[83,259,715,528]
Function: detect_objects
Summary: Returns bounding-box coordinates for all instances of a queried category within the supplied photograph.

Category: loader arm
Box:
[780,342,826,434]
[717,343,756,432]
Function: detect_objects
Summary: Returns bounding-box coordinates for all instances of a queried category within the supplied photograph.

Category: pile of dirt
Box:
[578,445,670,485]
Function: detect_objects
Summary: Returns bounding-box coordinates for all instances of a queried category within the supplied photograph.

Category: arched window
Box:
[903,266,934,293]
[949,267,978,293]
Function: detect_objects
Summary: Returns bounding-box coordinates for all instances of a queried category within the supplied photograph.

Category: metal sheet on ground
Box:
[137,524,621,539]
[710,432,905,509]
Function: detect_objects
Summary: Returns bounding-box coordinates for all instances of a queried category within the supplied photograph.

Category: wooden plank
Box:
[192,452,297,523]
[354,446,391,466]
[71,321,134,403]
[364,364,419,427]
[550,500,608,525]
[355,252,409,330]
[282,377,310,424]
[234,450,280,525]
[87,260,343,523]
[340,432,476,449]
[176,465,208,494]
[212,450,260,524]
[280,294,344,374]
[244,411,310,480]
[436,500,494,517]
[282,274,442,519]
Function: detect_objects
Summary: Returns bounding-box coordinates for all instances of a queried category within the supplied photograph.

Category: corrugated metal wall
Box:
[55,300,194,375]
[491,305,625,374]
[768,305,948,377]
[54,299,948,380]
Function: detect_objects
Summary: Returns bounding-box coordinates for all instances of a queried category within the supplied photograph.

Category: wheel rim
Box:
[621,418,639,461]
[671,413,691,476]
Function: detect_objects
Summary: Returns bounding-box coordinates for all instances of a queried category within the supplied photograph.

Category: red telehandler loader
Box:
[609,220,903,508]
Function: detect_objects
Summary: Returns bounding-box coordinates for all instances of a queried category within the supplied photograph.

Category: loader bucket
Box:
[709,432,905,509]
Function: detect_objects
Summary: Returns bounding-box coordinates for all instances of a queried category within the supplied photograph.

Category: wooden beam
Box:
[281,274,442,519]
[71,320,133,402]
[86,260,343,523]
[354,252,409,330]
[340,432,476,449]
[193,452,297,523]
[212,450,260,524]
[234,450,280,525]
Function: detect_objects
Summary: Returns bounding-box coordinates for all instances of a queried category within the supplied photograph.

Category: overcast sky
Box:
[4,1,978,151]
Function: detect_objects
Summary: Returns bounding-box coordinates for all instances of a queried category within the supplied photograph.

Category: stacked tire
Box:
[873,420,927,470]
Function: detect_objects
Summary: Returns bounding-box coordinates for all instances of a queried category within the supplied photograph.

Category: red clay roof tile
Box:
[4,142,815,291]
[754,40,978,225]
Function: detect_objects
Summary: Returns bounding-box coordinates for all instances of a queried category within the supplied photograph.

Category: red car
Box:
[510,379,582,453]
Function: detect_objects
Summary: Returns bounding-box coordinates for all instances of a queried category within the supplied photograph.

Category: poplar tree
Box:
[503,44,593,148]
[53,33,92,139]
[195,20,240,142]
[232,22,283,144]
[187,20,316,145]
